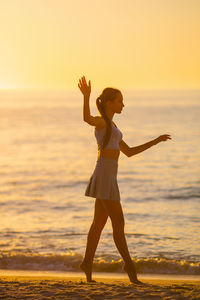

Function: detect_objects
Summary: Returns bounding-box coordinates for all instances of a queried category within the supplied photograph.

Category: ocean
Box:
[0,89,199,276]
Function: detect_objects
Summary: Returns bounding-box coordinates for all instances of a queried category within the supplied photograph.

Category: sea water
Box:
[0,89,199,275]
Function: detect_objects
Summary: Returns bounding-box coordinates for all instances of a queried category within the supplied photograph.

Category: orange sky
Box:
[0,0,200,90]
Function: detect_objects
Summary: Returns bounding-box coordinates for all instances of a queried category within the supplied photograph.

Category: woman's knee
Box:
[100,199,125,228]
[111,215,125,229]
[92,199,108,230]
[92,215,108,231]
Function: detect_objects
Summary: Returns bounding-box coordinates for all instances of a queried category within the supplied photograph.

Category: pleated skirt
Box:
[85,156,120,201]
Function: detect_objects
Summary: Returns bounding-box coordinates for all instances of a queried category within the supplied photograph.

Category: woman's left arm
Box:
[119,134,171,157]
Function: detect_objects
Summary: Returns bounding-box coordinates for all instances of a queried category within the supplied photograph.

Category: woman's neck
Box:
[105,109,114,121]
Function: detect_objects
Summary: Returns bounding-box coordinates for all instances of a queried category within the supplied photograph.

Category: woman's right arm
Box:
[78,76,104,127]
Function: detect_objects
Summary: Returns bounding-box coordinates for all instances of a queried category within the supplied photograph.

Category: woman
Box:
[78,75,171,284]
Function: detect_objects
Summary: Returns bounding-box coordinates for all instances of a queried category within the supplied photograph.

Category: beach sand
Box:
[0,272,200,299]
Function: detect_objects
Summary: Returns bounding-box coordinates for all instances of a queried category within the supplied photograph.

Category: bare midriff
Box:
[97,148,120,160]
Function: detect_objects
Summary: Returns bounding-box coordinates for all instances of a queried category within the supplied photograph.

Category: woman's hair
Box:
[96,87,121,150]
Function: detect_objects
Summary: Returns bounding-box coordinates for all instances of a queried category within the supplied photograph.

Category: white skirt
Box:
[85,156,120,201]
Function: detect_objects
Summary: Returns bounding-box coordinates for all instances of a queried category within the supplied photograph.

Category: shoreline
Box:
[0,269,200,281]
[0,271,199,299]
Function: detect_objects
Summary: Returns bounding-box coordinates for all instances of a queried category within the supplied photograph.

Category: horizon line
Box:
[0,87,200,92]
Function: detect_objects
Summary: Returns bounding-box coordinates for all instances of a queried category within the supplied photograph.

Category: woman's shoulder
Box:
[95,117,117,130]
[95,117,106,130]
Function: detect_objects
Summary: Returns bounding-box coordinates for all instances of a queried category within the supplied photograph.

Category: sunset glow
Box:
[0,0,199,90]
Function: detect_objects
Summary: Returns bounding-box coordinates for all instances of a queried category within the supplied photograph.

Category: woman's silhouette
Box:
[78,75,171,284]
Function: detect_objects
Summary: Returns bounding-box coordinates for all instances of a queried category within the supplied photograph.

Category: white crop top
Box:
[95,124,123,150]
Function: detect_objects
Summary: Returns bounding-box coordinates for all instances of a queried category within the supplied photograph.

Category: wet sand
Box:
[0,273,199,299]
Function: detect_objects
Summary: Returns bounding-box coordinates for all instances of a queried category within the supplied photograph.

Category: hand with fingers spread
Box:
[78,76,91,98]
[155,134,172,144]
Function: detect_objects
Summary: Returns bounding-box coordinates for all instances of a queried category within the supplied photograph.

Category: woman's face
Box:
[111,92,125,114]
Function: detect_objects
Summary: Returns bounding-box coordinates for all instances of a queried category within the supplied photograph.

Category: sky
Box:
[0,0,200,90]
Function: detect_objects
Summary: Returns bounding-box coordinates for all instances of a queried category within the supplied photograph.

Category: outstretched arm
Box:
[78,75,91,121]
[78,75,104,127]
[120,135,171,157]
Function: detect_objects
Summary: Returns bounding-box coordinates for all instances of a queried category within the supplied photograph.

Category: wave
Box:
[0,252,199,275]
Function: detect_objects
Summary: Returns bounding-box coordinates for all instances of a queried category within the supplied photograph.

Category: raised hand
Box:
[78,76,91,98]
[156,134,171,143]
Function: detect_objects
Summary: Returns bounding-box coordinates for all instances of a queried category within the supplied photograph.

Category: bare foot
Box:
[123,263,143,285]
[79,261,96,283]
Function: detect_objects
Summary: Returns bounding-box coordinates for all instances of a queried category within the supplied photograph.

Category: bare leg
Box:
[100,199,142,284]
[79,199,108,282]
